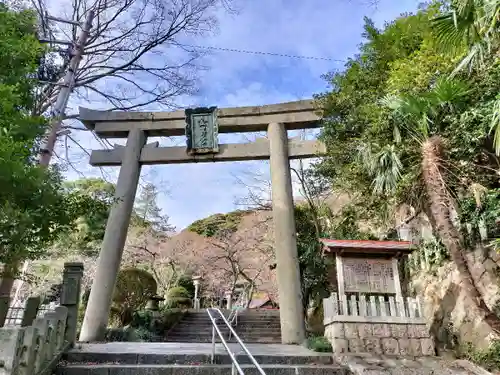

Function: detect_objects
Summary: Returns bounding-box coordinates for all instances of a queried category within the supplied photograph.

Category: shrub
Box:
[104,327,135,342]
[177,274,195,298]
[130,308,185,335]
[111,268,157,326]
[134,327,154,342]
[165,286,192,308]
[306,336,333,353]
[460,340,500,371]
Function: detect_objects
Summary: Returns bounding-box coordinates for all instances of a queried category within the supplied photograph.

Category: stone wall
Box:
[411,246,500,351]
[324,321,435,356]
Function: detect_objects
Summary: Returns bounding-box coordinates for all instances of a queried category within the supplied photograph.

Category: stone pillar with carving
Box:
[225,290,233,310]
[193,276,201,310]
[60,262,84,346]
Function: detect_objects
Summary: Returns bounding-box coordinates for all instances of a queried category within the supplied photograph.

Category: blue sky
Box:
[59,0,421,230]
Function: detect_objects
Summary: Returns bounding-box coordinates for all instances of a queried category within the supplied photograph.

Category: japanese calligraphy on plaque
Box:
[185,106,219,155]
[342,257,395,294]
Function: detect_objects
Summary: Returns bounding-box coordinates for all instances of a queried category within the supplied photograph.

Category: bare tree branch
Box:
[32,0,228,115]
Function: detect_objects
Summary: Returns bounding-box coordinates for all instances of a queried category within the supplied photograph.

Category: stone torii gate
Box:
[77,100,325,344]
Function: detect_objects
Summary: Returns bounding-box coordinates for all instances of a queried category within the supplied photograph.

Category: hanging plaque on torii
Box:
[185,106,219,155]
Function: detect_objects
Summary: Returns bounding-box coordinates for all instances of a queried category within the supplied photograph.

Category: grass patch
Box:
[306,336,332,353]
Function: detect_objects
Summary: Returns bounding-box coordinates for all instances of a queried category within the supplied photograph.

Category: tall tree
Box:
[29,0,233,115]
[0,5,104,296]
[377,78,500,331]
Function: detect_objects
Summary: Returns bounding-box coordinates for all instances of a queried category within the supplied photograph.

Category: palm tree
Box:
[366,78,500,332]
[432,0,500,153]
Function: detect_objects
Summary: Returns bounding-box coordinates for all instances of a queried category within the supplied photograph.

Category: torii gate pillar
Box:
[79,129,146,342]
[268,122,305,344]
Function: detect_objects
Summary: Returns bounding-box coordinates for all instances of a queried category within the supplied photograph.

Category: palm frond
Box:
[433,0,498,74]
[483,0,500,33]
[432,12,471,55]
[430,78,470,106]
[379,94,403,111]
[358,144,403,195]
[489,96,500,155]
[450,41,488,76]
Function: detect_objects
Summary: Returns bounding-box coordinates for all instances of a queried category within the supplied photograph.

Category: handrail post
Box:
[211,324,216,364]
[206,307,266,375]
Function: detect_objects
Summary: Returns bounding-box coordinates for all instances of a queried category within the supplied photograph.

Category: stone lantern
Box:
[224,290,233,309]
[145,295,165,315]
[192,276,201,310]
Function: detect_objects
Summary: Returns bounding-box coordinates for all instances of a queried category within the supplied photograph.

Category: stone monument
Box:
[321,239,435,356]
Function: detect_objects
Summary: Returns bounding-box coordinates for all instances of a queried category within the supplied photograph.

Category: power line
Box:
[176,43,345,62]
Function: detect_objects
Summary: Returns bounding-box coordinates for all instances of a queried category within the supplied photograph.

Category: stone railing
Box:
[323,292,434,356]
[323,292,425,323]
[0,262,83,375]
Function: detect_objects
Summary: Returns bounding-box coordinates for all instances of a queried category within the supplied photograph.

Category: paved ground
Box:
[71,342,329,358]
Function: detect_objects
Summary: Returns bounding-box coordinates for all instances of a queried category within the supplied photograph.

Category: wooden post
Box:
[391,258,406,316]
[60,262,84,346]
[335,255,348,315]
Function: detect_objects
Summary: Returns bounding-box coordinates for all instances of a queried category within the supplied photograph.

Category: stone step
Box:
[162,339,283,345]
[164,335,282,343]
[171,325,281,333]
[173,323,281,330]
[56,363,347,375]
[64,352,334,365]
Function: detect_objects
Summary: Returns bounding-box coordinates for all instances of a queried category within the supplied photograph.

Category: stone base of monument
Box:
[323,292,436,357]
[324,322,435,356]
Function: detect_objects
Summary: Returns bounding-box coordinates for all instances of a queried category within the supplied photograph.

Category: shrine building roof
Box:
[320,239,413,258]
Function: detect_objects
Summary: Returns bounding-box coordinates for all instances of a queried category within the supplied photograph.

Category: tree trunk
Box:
[421,136,500,333]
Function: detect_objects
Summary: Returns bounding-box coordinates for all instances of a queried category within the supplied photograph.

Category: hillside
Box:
[21,207,277,301]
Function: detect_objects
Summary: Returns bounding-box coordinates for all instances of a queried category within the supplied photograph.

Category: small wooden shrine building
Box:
[320,239,413,315]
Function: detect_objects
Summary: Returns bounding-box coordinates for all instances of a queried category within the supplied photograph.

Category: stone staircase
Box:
[56,342,494,375]
[165,309,282,343]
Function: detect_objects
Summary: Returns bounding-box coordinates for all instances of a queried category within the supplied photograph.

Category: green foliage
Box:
[104,327,137,342]
[133,183,174,233]
[165,286,192,308]
[406,238,449,276]
[0,5,102,270]
[176,274,195,299]
[295,204,330,312]
[51,179,114,257]
[459,188,500,244]
[103,307,185,342]
[112,268,157,326]
[460,340,500,372]
[316,2,500,233]
[112,308,186,341]
[306,336,333,353]
[296,203,374,312]
[187,210,252,237]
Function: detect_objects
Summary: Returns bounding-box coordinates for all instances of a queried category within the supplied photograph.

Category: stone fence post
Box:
[60,262,84,346]
[0,297,9,327]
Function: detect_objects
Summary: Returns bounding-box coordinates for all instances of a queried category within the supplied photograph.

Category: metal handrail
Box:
[206,308,266,375]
